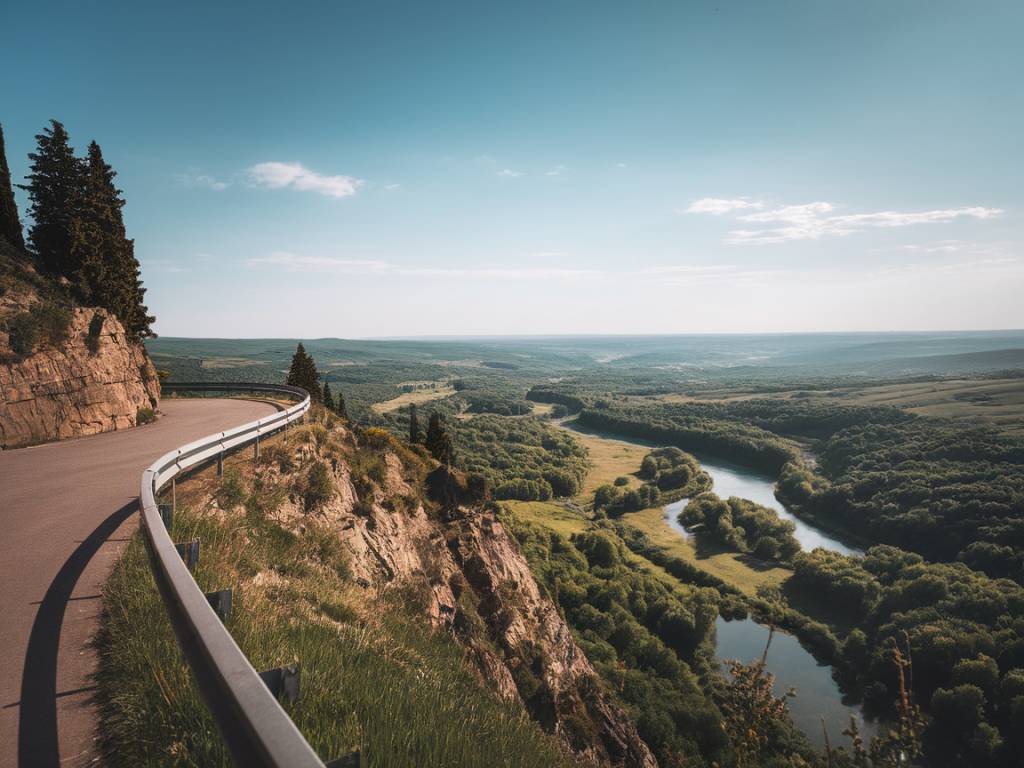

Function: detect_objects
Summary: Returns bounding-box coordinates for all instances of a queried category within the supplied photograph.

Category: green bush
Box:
[302,461,334,511]
[7,302,72,356]
[135,407,156,425]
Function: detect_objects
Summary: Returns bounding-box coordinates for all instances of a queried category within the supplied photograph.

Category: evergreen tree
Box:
[19,120,85,276]
[425,413,455,465]
[286,343,321,401]
[335,392,347,419]
[0,123,24,249]
[409,403,421,443]
[322,381,335,411]
[69,142,153,337]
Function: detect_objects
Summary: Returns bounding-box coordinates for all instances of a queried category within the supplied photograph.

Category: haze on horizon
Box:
[2,0,1021,338]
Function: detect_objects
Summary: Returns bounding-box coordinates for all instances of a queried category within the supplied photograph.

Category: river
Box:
[559,421,875,748]
[663,456,875,747]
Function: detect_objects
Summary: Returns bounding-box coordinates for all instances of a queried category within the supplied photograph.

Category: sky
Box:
[2,0,1022,338]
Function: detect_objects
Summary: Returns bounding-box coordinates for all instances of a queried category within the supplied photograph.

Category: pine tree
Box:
[69,142,153,337]
[322,381,335,411]
[409,403,421,443]
[335,392,347,419]
[286,343,321,401]
[19,120,85,276]
[425,413,454,465]
[0,123,24,249]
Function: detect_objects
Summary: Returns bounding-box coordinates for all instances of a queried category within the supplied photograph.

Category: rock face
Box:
[272,433,658,767]
[0,308,160,448]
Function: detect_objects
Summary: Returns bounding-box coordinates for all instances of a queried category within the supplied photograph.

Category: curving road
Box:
[0,398,278,768]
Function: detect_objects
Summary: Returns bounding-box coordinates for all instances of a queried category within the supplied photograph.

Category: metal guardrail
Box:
[138,382,324,767]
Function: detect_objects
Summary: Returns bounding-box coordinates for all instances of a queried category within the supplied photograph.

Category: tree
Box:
[335,391,347,419]
[73,142,153,337]
[19,120,85,276]
[286,343,321,401]
[0,123,24,249]
[425,413,454,465]
[408,403,421,443]
[322,381,335,411]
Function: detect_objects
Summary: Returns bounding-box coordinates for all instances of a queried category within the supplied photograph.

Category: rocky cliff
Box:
[0,306,160,448]
[250,424,658,767]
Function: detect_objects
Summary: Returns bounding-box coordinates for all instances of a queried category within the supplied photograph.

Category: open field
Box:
[653,376,1024,434]
[553,422,648,496]
[621,507,791,596]
[370,385,456,414]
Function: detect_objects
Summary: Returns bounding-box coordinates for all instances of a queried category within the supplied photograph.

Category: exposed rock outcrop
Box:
[0,308,160,447]
[262,429,657,767]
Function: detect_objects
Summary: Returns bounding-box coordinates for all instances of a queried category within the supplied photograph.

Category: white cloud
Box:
[384,183,401,190]
[497,168,524,178]
[248,161,363,198]
[684,198,765,215]
[616,162,628,169]
[175,171,229,191]
[247,252,600,279]
[686,197,1003,244]
[545,165,567,177]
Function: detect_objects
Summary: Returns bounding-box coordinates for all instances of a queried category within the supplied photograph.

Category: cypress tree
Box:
[286,343,321,401]
[71,142,153,337]
[409,403,421,443]
[0,123,24,249]
[19,120,85,276]
[425,413,454,465]
[322,381,335,411]
[335,392,347,419]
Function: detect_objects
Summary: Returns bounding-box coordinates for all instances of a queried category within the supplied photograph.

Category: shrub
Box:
[217,466,247,509]
[302,461,334,511]
[6,302,71,355]
[614,476,630,486]
[135,407,156,425]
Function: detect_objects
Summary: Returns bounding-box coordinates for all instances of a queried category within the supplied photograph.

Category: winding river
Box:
[665,457,876,747]
[560,421,875,748]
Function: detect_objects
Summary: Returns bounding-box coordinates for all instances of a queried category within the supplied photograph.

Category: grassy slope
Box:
[370,384,456,414]
[94,439,571,768]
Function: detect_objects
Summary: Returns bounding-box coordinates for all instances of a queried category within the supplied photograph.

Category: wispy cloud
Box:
[687,197,1003,244]
[497,168,524,178]
[247,252,599,279]
[684,198,764,215]
[545,165,567,177]
[175,171,229,191]
[248,162,363,198]
[384,183,402,191]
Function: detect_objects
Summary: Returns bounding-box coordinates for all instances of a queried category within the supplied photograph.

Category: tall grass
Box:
[94,501,572,767]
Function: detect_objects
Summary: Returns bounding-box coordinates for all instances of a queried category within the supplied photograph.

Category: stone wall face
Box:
[0,308,160,448]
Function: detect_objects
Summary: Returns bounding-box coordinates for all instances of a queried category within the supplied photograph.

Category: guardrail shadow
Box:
[17,501,136,768]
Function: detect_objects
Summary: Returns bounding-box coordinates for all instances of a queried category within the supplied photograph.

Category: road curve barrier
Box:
[138,383,326,767]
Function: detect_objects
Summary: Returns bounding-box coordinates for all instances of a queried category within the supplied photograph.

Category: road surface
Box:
[0,398,278,768]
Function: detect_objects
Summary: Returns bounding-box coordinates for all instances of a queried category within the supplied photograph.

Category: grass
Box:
[94,474,571,766]
[546,420,789,595]
[553,424,649,497]
[370,385,456,414]
[621,507,790,596]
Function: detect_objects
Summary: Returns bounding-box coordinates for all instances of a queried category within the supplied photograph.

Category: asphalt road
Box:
[0,398,278,768]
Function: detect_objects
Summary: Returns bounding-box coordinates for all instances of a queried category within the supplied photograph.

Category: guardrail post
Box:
[205,588,232,620]
[217,451,224,476]
[254,434,260,462]
[158,503,173,529]
[171,477,177,512]
[175,539,200,570]
[259,663,300,703]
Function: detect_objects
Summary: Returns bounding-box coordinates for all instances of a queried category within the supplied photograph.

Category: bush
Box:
[302,461,334,511]
[217,466,247,509]
[614,476,630,487]
[135,407,156,425]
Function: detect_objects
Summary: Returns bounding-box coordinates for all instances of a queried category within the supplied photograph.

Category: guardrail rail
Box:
[139,383,325,767]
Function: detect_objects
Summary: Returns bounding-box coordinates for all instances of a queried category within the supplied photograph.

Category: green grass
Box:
[94,503,572,767]
[619,507,790,596]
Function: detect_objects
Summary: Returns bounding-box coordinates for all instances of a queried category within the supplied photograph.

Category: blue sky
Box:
[2,0,1022,337]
